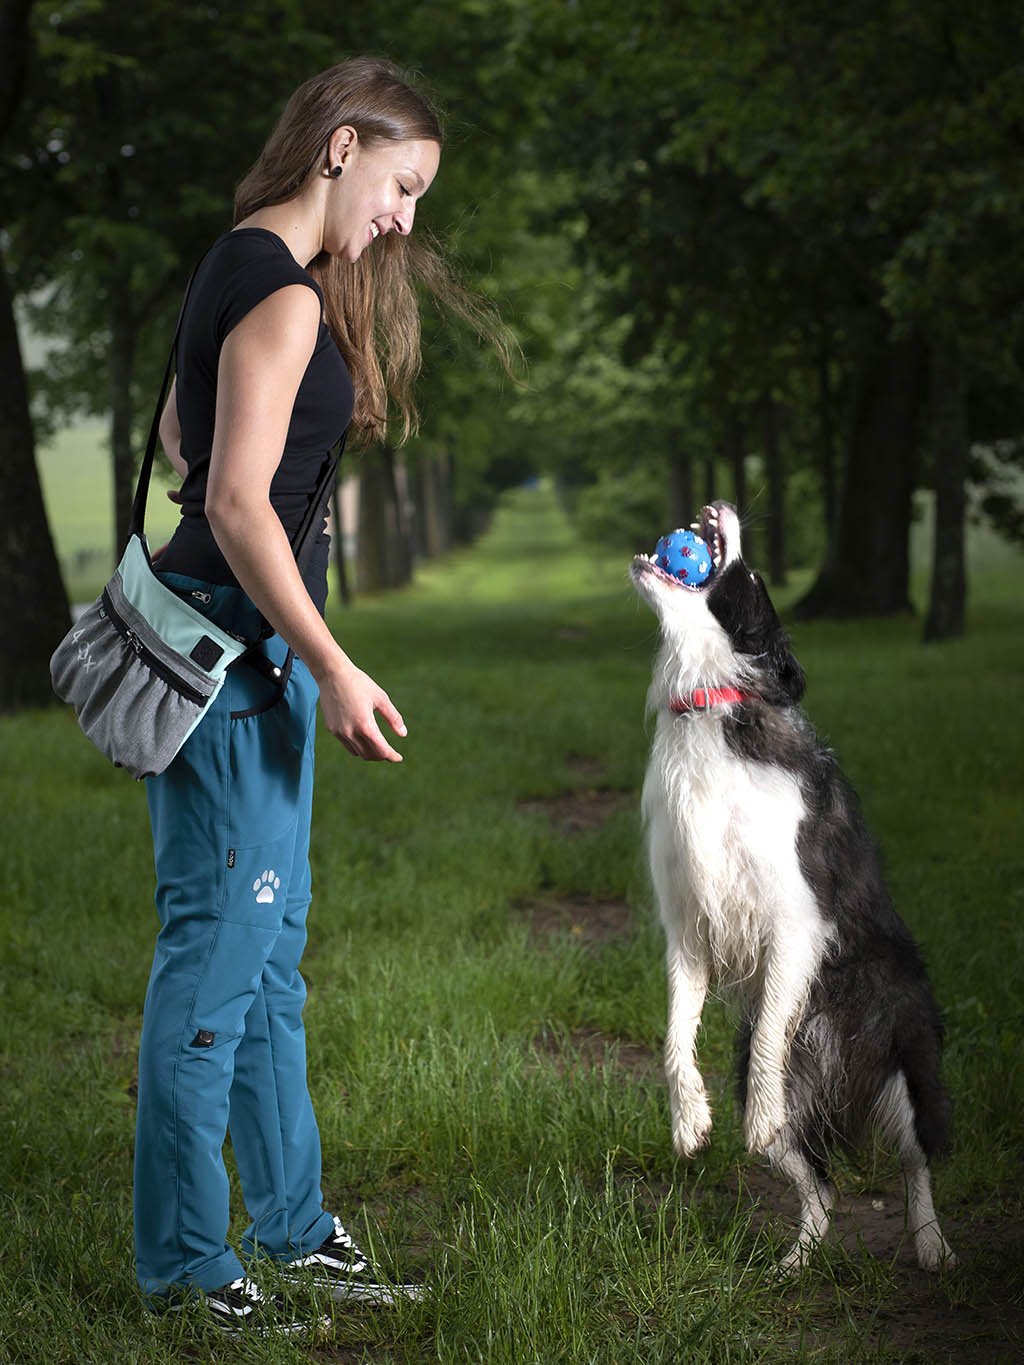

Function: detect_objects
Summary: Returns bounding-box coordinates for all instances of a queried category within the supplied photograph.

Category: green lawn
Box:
[1,483,1022,1363]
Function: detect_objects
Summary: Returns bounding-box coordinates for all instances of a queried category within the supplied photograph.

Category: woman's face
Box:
[325,133,441,263]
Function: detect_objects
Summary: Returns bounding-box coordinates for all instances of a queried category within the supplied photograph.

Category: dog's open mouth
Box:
[632,504,727,592]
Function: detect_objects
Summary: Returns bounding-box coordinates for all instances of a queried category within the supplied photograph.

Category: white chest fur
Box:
[641,711,827,990]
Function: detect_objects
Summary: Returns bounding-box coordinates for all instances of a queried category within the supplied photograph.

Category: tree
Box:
[0,0,71,712]
[8,0,536,599]
[7,0,330,555]
[671,1,1024,623]
[520,0,1024,626]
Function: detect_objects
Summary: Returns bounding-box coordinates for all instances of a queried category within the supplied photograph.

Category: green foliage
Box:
[574,466,668,552]
[513,0,1024,576]
[6,0,551,539]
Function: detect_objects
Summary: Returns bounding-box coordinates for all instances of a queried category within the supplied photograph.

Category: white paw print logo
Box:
[253,869,281,905]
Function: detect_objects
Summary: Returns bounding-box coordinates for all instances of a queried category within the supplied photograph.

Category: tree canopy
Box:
[3,0,1022,708]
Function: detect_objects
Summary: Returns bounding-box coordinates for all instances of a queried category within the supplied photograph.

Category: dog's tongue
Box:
[654,529,714,586]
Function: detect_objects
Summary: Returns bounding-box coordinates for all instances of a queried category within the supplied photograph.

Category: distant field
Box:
[36,420,1022,606]
[36,421,182,600]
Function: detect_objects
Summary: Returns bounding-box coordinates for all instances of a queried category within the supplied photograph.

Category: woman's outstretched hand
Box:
[317,658,407,763]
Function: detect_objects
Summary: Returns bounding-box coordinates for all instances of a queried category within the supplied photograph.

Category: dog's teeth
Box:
[690,522,701,532]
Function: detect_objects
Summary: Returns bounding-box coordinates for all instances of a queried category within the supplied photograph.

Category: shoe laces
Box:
[331,1215,361,1252]
[226,1276,264,1302]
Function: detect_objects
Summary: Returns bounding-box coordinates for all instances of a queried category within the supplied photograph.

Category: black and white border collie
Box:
[632,502,955,1273]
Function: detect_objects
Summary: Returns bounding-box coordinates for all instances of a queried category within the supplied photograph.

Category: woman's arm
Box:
[206,284,406,763]
[159,379,188,482]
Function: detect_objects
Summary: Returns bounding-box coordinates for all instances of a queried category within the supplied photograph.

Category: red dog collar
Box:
[669,687,755,714]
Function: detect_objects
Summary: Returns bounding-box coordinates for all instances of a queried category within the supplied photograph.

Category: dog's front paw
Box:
[775,1242,810,1279]
[743,1098,787,1154]
[914,1228,957,1273]
[671,1088,713,1158]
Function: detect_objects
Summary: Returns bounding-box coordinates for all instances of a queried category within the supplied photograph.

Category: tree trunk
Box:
[0,250,72,711]
[356,451,390,592]
[725,411,747,512]
[762,395,786,586]
[702,453,716,505]
[408,460,426,559]
[356,445,413,591]
[817,331,838,544]
[667,440,694,527]
[388,447,414,586]
[0,0,34,135]
[420,448,453,559]
[724,410,750,559]
[923,342,968,642]
[330,479,350,608]
[109,282,137,557]
[795,333,926,618]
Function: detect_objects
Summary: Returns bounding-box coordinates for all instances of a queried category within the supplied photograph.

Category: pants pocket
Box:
[185,821,298,1042]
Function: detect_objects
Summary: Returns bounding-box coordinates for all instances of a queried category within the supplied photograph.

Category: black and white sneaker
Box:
[285,1215,425,1305]
[151,1276,325,1336]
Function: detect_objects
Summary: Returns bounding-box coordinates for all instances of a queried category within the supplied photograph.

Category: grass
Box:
[1,481,1022,1363]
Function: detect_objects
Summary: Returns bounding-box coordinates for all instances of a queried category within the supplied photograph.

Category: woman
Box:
[137,57,473,1333]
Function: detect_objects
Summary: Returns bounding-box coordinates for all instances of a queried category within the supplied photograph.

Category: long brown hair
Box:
[234,56,512,445]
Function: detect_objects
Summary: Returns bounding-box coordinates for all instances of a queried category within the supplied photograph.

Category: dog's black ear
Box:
[748,572,805,703]
[772,643,806,703]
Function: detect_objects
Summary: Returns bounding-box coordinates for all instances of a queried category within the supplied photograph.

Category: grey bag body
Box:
[49,253,342,779]
[50,535,248,779]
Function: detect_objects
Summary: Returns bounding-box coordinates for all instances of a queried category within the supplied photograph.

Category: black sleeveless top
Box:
[158,228,353,614]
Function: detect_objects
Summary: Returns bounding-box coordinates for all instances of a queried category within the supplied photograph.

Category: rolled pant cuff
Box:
[139,1247,245,1299]
[241,1207,336,1262]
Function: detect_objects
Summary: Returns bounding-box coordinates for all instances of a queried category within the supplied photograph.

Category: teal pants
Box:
[135,576,334,1296]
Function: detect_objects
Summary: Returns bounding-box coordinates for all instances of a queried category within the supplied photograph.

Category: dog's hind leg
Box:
[765,1132,835,1276]
[664,928,712,1157]
[873,1071,956,1270]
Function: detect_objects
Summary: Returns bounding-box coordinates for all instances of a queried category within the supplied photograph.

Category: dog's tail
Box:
[898,1017,953,1158]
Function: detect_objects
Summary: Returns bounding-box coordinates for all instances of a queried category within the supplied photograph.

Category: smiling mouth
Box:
[631,505,726,591]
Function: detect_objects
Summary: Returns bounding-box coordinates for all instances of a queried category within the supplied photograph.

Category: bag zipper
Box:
[101,588,210,706]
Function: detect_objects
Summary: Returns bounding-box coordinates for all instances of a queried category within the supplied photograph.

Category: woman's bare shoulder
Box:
[223,283,321,357]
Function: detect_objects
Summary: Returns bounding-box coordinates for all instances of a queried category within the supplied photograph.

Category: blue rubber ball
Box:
[654,529,713,586]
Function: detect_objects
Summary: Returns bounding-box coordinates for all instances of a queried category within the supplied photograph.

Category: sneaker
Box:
[151,1276,326,1336]
[284,1214,425,1305]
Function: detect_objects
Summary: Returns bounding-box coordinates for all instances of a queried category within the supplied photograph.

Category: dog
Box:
[631,502,955,1273]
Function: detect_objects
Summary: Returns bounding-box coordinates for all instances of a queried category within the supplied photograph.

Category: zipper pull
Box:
[191,590,212,604]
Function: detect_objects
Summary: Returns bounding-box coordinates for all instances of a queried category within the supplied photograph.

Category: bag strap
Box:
[130,261,200,541]
[250,434,344,643]
[290,433,347,580]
